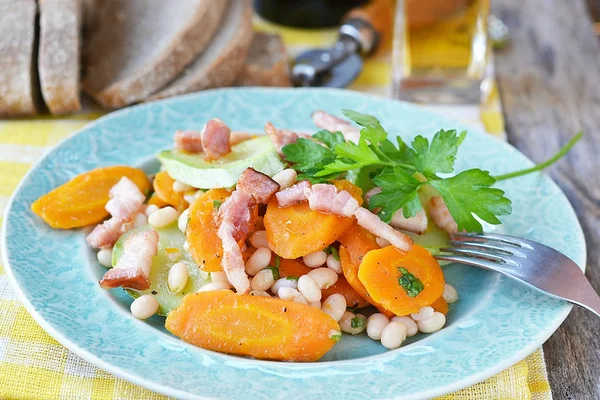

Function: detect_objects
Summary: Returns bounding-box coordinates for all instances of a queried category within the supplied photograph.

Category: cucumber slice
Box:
[112,223,209,315]
[158,136,286,189]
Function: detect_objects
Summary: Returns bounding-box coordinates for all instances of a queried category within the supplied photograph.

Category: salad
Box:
[31,110,580,362]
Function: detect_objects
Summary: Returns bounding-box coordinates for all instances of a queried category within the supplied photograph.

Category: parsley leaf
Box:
[265,266,280,280]
[342,109,387,145]
[429,169,512,232]
[370,166,423,222]
[350,316,366,329]
[397,267,425,298]
[286,276,299,282]
[282,136,339,183]
[410,129,466,177]
[212,200,222,209]
[313,130,345,149]
[324,246,340,261]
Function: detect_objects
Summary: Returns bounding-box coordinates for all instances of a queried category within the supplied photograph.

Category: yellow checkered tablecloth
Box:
[0,20,553,400]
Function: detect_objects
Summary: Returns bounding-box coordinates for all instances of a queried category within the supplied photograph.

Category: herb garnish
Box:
[212,200,222,209]
[397,267,424,298]
[286,276,299,281]
[265,266,280,280]
[324,245,340,261]
[350,316,366,329]
[282,110,582,232]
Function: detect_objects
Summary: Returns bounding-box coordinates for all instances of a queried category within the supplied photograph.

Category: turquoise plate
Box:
[2,88,586,399]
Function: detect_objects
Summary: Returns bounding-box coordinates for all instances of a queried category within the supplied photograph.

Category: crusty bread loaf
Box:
[82,0,228,109]
[235,32,292,87]
[149,0,253,101]
[38,0,83,115]
[0,0,38,117]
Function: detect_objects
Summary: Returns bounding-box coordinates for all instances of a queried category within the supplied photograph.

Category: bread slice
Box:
[82,0,228,109]
[0,0,38,117]
[38,0,83,115]
[235,32,292,87]
[149,0,253,101]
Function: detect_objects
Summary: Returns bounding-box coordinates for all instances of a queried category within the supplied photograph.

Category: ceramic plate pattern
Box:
[2,88,586,399]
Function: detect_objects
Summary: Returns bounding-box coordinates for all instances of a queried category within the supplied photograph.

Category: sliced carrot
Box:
[31,166,150,229]
[278,257,312,278]
[186,188,232,272]
[358,245,445,316]
[264,199,354,259]
[147,193,168,208]
[153,171,188,212]
[431,296,448,315]
[332,180,364,206]
[322,276,370,308]
[166,291,340,361]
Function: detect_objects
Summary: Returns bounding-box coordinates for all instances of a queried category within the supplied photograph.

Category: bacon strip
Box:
[428,196,458,234]
[275,180,311,207]
[217,190,256,294]
[86,177,146,249]
[99,229,159,290]
[307,184,359,217]
[312,110,360,143]
[236,168,280,204]
[201,118,231,161]
[354,208,412,252]
[174,130,203,153]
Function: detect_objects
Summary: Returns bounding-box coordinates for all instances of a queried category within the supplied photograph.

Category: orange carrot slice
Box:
[322,276,370,308]
[264,199,354,259]
[153,171,188,212]
[332,180,364,206]
[186,188,232,272]
[146,193,168,208]
[358,245,445,316]
[31,166,150,229]
[166,291,340,361]
[431,296,448,315]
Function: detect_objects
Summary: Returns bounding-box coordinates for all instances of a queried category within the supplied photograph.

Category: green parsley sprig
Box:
[282,110,582,233]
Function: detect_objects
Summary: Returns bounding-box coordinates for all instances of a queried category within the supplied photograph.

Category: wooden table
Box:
[493,0,600,398]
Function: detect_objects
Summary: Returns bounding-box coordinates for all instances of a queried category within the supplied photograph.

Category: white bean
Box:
[321,294,346,322]
[303,251,327,268]
[183,189,203,204]
[144,204,159,217]
[132,213,148,228]
[130,295,159,320]
[97,248,113,267]
[245,247,272,276]
[417,312,446,333]
[198,282,231,292]
[277,287,307,304]
[210,271,230,284]
[250,290,271,297]
[307,268,338,289]
[297,275,322,303]
[376,237,391,248]
[251,269,276,291]
[339,311,367,335]
[443,283,459,304]
[183,240,190,252]
[148,206,178,228]
[272,168,297,189]
[249,230,270,249]
[411,306,435,321]
[178,208,190,233]
[381,321,407,349]
[391,316,418,337]
[168,262,189,293]
[271,277,298,294]
[367,313,390,340]
[326,254,342,274]
[172,180,193,193]
[309,301,321,308]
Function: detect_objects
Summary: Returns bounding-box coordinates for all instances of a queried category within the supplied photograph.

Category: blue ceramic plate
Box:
[2,88,586,399]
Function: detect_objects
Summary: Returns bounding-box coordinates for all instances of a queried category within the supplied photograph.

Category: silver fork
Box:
[435,232,600,317]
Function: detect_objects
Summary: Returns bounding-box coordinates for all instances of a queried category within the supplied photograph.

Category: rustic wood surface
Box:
[493,0,600,399]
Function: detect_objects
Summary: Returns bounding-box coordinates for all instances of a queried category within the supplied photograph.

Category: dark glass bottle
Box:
[254,0,368,28]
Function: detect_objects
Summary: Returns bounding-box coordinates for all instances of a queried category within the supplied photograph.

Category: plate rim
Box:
[1,87,587,399]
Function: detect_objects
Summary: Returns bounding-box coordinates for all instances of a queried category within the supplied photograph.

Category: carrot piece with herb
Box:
[166,291,341,361]
[358,245,444,316]
[186,188,232,272]
[264,199,354,259]
[153,171,188,211]
[31,166,150,229]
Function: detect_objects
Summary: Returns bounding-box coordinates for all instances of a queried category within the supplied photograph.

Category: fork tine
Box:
[448,240,528,258]
[439,247,521,267]
[452,232,535,250]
